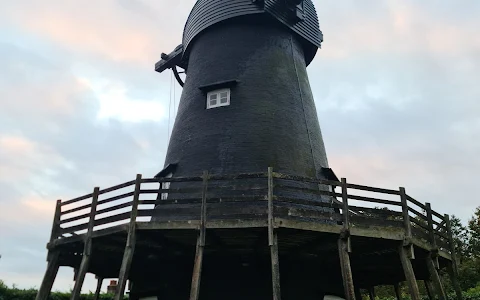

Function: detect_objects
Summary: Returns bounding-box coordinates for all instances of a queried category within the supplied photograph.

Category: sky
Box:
[0,0,479,294]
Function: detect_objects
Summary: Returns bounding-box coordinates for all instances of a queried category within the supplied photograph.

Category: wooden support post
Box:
[338,238,356,300]
[426,203,439,268]
[445,214,463,300]
[339,178,355,300]
[268,167,281,300]
[426,253,447,300]
[341,178,352,252]
[368,287,375,300]
[424,280,434,300]
[190,235,205,300]
[114,174,142,300]
[36,200,62,300]
[35,251,60,300]
[400,187,414,259]
[355,288,363,300]
[93,277,104,300]
[270,232,281,300]
[70,187,100,300]
[189,171,208,300]
[73,269,78,281]
[399,244,420,300]
[393,283,401,300]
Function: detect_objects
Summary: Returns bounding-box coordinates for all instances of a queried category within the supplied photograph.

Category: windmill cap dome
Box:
[182,0,323,66]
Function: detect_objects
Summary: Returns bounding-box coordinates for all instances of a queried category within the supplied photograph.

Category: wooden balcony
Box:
[36,169,462,300]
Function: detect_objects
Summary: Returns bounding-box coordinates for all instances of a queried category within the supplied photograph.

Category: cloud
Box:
[1,0,195,66]
[0,0,479,293]
[318,1,480,59]
[0,134,66,183]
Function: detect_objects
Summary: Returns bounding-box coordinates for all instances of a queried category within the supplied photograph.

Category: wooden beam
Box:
[339,177,354,300]
[49,200,62,245]
[93,277,104,300]
[399,244,420,300]
[70,253,91,300]
[270,232,281,300]
[393,283,401,300]
[355,288,363,300]
[368,286,375,300]
[189,171,209,300]
[70,187,100,300]
[400,187,414,259]
[189,235,204,300]
[341,178,352,253]
[426,254,447,300]
[339,238,356,300]
[35,251,60,300]
[400,187,412,238]
[424,280,434,300]
[426,203,439,268]
[114,174,142,300]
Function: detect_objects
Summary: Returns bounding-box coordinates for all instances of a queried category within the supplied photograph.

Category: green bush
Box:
[464,284,480,300]
[0,281,117,300]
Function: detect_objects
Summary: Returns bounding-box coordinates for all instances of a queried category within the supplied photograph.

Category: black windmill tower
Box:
[150,0,340,298]
[155,0,331,181]
[34,1,460,300]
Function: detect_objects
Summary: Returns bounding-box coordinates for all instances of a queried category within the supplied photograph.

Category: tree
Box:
[468,207,480,258]
[450,215,470,261]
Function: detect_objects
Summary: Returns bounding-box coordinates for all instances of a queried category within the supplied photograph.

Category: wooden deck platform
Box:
[36,169,462,300]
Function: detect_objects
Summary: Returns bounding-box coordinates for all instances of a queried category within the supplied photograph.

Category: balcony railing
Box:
[48,169,455,258]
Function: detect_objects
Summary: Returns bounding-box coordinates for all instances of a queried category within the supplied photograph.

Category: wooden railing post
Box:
[49,200,62,245]
[268,167,275,246]
[339,178,355,300]
[445,214,463,300]
[425,203,439,268]
[425,203,436,248]
[71,187,100,300]
[268,167,281,300]
[190,171,209,300]
[399,188,420,300]
[400,187,414,259]
[114,174,142,300]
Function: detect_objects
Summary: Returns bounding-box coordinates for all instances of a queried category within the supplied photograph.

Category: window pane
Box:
[220,97,228,104]
[220,92,228,98]
[210,99,217,106]
[210,94,218,100]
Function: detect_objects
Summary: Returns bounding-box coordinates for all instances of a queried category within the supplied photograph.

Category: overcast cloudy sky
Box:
[0,0,479,294]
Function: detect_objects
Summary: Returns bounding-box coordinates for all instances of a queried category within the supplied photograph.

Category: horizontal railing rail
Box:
[50,169,454,259]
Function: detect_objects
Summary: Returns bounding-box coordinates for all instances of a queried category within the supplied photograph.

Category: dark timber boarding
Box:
[182,0,322,66]
[36,170,462,300]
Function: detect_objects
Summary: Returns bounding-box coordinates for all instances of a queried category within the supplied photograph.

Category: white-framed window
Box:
[161,173,173,200]
[207,88,231,109]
